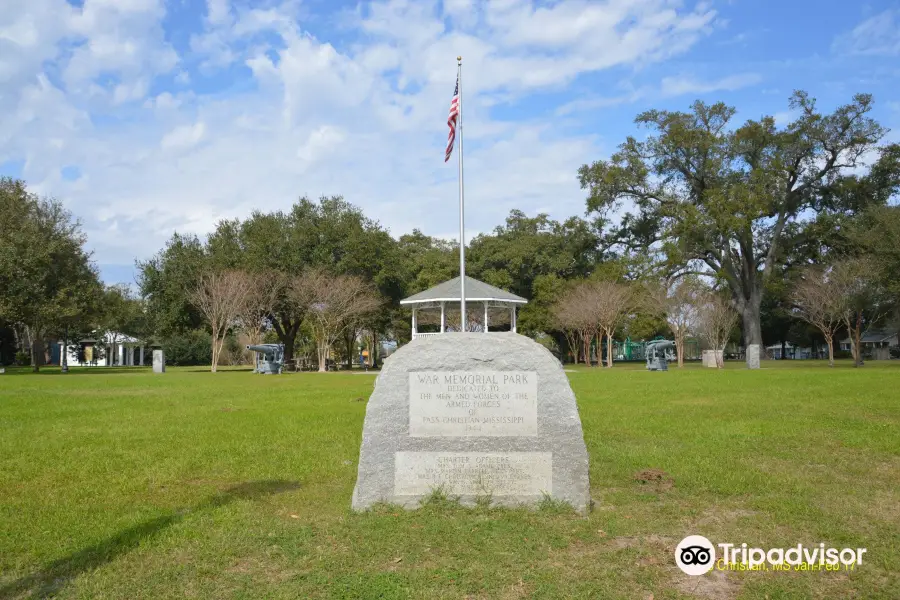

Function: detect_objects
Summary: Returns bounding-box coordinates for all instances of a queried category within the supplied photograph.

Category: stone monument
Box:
[152,348,165,373]
[352,333,590,513]
[746,344,760,369]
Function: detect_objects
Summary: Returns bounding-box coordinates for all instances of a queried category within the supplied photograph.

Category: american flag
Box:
[445,75,459,162]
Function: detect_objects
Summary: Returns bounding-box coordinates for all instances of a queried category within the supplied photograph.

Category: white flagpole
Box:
[457,56,466,332]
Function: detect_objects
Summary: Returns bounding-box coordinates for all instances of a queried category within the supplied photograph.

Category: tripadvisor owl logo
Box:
[675,535,716,575]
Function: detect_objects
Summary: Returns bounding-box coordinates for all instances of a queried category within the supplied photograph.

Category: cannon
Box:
[246,343,285,374]
[645,339,675,371]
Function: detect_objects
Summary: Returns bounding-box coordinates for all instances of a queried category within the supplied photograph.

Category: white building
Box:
[59,332,148,367]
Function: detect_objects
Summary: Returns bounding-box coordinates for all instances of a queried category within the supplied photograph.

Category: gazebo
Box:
[400,276,527,339]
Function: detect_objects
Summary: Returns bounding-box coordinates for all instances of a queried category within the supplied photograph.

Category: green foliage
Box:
[143,196,401,362]
[96,285,147,343]
[467,210,599,300]
[0,178,102,370]
[578,93,891,347]
[161,330,213,366]
[137,233,207,336]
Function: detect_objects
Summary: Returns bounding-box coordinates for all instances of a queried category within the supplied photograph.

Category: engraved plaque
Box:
[409,371,538,437]
[394,451,552,496]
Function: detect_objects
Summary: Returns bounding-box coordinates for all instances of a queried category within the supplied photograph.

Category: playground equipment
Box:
[645,339,675,371]
[246,344,285,374]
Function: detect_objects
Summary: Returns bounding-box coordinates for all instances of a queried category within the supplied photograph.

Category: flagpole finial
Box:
[457,56,462,63]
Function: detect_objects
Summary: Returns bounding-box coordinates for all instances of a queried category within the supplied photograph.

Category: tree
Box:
[590,280,635,368]
[0,178,101,371]
[831,258,886,367]
[237,272,284,348]
[578,92,888,352]
[791,267,844,366]
[205,197,400,362]
[553,283,597,366]
[467,211,599,300]
[644,277,701,367]
[137,233,208,336]
[190,270,255,372]
[291,270,380,372]
[848,205,900,300]
[695,292,738,368]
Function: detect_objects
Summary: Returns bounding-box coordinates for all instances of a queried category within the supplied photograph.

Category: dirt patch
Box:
[633,468,674,492]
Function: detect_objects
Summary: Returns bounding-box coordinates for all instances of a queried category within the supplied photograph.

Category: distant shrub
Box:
[890,346,900,359]
[14,350,31,366]
[833,350,853,360]
[162,330,212,366]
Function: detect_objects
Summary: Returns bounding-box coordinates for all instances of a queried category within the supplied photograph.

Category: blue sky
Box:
[2,0,899,286]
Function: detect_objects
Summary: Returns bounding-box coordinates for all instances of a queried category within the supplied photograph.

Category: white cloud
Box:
[833,10,900,56]
[1,0,721,271]
[660,73,762,97]
[161,123,206,150]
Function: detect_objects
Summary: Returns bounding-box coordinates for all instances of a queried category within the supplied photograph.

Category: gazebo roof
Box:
[400,276,527,305]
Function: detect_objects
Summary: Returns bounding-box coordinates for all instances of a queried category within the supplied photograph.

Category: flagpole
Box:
[457,56,466,332]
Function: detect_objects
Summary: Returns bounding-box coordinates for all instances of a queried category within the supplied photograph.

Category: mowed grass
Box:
[1,360,899,599]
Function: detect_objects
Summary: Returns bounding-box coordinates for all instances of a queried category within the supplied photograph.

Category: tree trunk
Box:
[210,335,219,373]
[606,331,613,368]
[346,331,354,369]
[583,332,591,367]
[282,327,298,364]
[825,334,834,367]
[853,313,864,368]
[31,338,41,373]
[675,330,685,368]
[372,331,378,368]
[740,296,764,352]
[780,339,787,360]
[317,342,328,372]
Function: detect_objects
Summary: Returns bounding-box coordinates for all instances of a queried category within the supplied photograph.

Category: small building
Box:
[766,342,814,360]
[56,333,149,367]
[839,330,899,352]
[400,276,527,340]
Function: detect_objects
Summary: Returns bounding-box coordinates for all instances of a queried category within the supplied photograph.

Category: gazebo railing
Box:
[412,332,443,340]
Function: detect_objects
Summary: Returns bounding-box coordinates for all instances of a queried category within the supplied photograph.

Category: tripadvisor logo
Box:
[675,535,715,575]
[675,535,868,574]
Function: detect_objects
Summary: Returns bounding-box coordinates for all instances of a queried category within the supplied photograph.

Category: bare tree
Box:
[590,281,635,368]
[831,258,885,367]
[792,267,844,367]
[238,272,284,349]
[644,277,701,368]
[553,283,597,365]
[191,270,255,372]
[695,292,738,369]
[291,270,381,372]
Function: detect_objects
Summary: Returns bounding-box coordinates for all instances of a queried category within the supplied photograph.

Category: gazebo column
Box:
[440,302,445,333]
[412,307,418,338]
[511,305,517,333]
[483,301,489,333]
[139,345,144,366]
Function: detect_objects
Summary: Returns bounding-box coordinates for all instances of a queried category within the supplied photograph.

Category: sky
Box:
[2,0,900,286]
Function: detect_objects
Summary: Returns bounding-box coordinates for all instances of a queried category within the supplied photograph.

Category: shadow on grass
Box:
[0,480,300,600]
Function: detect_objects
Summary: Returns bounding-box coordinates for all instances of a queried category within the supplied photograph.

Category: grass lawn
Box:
[1,360,899,599]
